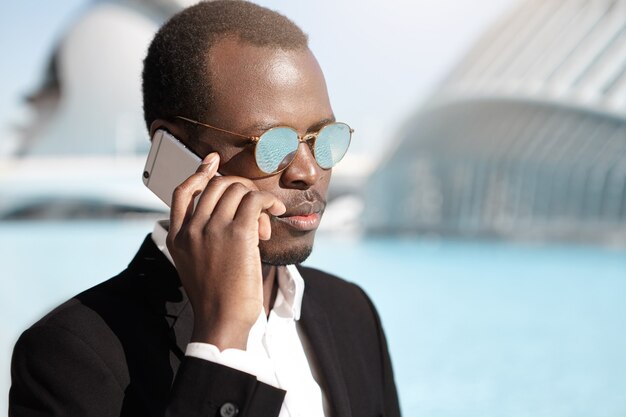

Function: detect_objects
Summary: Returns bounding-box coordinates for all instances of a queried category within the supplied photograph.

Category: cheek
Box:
[218,147,259,176]
[315,169,332,194]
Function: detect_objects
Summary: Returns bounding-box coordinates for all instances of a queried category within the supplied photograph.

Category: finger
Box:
[234,191,286,233]
[258,212,271,241]
[218,175,258,191]
[190,172,262,226]
[201,182,251,225]
[169,153,219,238]
[188,176,252,229]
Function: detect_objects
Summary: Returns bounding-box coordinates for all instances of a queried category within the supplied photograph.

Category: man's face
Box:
[193,38,334,265]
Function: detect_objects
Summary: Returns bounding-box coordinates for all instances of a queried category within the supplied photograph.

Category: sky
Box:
[0,0,521,158]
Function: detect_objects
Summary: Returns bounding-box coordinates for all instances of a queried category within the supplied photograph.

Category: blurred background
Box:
[1,0,626,416]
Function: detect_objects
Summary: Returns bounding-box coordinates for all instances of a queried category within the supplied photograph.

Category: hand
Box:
[166,153,286,350]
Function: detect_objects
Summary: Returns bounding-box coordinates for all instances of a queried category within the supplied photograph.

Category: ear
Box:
[149,118,190,143]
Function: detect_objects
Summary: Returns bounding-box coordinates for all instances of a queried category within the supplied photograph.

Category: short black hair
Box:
[142,0,309,133]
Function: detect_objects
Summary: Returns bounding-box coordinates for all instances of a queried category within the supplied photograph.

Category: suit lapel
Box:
[300,288,353,417]
[168,300,194,361]
[128,235,193,361]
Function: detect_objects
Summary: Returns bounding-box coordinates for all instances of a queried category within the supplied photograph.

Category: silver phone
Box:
[143,129,210,207]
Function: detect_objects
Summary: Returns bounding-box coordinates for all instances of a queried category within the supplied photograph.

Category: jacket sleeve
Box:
[10,325,285,417]
[167,357,285,417]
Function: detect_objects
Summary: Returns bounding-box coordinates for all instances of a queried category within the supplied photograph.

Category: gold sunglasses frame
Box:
[175,115,353,174]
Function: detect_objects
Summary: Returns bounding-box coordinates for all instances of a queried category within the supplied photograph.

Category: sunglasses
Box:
[176,116,353,174]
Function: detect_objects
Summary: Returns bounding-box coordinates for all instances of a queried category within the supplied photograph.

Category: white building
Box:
[1,0,197,218]
[365,0,626,244]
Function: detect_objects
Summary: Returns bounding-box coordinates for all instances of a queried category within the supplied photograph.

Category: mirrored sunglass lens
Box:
[314,123,351,169]
[256,127,299,173]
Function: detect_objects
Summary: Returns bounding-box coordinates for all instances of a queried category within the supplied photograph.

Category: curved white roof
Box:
[435,0,626,118]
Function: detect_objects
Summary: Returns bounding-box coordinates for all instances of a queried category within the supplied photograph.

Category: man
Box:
[10,2,400,416]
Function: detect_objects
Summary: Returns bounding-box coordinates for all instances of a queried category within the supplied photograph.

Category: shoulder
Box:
[10,273,137,415]
[13,234,180,367]
[296,265,381,331]
[21,234,179,343]
[13,270,137,380]
[297,264,369,303]
[25,267,136,333]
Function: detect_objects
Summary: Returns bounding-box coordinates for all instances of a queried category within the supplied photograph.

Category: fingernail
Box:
[202,152,219,166]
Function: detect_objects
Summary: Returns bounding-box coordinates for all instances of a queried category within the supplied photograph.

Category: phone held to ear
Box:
[143,129,220,207]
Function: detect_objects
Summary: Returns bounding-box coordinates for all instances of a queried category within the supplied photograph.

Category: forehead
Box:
[206,37,333,131]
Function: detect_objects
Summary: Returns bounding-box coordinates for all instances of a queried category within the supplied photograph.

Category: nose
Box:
[280,141,323,189]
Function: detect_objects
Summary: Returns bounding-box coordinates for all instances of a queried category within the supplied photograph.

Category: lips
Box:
[274,212,321,231]
[275,201,325,232]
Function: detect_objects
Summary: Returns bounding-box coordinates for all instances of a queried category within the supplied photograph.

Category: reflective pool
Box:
[1,220,625,416]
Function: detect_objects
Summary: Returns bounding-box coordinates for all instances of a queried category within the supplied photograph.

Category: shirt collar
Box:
[151,220,174,264]
[151,220,305,321]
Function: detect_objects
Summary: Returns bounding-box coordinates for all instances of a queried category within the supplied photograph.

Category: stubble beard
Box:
[259,232,315,266]
[259,189,325,266]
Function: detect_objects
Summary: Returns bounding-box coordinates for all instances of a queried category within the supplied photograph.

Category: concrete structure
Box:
[19,0,199,157]
[365,0,626,244]
[0,1,194,219]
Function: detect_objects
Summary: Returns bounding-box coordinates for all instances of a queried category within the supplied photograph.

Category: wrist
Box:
[191,318,254,351]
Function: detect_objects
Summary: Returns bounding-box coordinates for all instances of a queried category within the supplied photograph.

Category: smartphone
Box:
[143,129,219,207]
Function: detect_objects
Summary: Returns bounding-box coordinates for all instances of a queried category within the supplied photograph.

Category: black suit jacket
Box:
[10,235,400,417]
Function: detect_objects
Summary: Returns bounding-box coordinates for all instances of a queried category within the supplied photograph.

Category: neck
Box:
[261,264,279,317]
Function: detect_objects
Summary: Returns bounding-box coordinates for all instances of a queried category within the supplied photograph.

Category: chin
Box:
[259,229,316,266]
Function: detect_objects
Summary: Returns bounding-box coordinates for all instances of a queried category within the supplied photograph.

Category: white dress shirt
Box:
[151,221,329,417]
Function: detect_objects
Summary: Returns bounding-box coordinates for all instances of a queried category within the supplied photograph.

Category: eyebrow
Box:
[246,115,337,135]
[308,116,337,133]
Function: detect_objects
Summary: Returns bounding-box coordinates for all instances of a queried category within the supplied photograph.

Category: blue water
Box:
[1,220,625,416]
